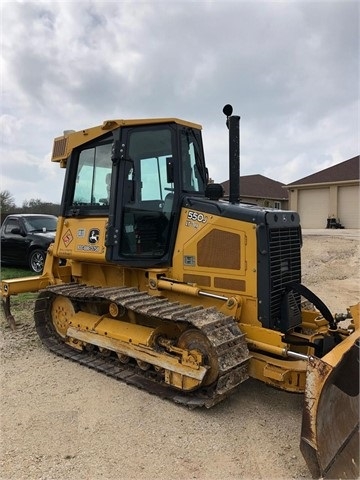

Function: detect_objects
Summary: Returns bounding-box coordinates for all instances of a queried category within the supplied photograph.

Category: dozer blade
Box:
[300,329,359,479]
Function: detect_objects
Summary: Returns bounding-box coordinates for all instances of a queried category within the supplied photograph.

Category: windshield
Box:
[24,216,57,232]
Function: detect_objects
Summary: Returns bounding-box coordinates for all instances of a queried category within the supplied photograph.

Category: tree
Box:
[22,198,44,210]
[21,198,60,215]
[0,190,16,213]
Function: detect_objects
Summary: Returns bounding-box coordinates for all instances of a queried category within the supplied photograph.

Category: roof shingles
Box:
[221,174,288,200]
[287,155,359,186]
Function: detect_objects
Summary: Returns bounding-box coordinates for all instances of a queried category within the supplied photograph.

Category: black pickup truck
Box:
[1,214,57,273]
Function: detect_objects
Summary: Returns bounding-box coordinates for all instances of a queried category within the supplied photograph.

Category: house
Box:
[285,155,359,229]
[220,174,289,210]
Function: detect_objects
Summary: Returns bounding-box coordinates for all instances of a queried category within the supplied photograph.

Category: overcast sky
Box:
[1,0,359,206]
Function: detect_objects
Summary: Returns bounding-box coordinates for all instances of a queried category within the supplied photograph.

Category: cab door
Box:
[106,121,208,268]
[107,124,178,267]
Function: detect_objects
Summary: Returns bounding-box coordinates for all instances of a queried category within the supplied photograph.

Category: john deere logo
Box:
[89,229,100,244]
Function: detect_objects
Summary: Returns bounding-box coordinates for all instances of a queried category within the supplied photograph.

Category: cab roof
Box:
[52,117,202,167]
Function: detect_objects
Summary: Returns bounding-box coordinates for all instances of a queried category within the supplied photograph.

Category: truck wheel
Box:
[29,249,46,273]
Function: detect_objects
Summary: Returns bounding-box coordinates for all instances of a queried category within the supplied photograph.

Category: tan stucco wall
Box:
[287,181,359,228]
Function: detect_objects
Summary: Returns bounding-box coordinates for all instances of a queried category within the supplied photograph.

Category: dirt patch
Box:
[0,233,359,480]
[301,234,359,313]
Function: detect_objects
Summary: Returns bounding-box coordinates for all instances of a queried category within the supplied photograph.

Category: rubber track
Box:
[34,283,250,408]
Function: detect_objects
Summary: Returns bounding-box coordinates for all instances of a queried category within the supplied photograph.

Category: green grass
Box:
[0,265,37,281]
[0,266,38,303]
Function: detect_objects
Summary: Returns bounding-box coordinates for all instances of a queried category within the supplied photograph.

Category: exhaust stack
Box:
[223,104,240,204]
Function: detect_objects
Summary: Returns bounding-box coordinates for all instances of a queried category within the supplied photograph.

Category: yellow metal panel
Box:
[52,118,202,164]
[69,311,99,330]
[241,323,285,347]
[249,353,307,392]
[54,217,107,262]
[263,364,287,381]
[95,318,154,346]
[183,274,211,287]
[66,326,207,385]
[172,207,258,302]
[0,275,51,296]
[69,312,154,346]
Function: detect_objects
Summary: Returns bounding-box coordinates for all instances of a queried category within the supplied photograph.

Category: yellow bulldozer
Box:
[1,105,358,478]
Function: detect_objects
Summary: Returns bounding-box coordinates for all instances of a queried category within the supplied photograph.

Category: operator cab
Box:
[107,122,208,267]
[60,119,208,268]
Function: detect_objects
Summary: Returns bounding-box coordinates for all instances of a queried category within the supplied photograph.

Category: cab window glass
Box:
[73,142,112,205]
[128,128,173,204]
[140,156,173,201]
[180,129,206,193]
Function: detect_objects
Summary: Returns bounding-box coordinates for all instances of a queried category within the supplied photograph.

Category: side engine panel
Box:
[172,199,302,333]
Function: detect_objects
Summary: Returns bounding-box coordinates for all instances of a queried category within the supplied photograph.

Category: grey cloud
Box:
[2,0,358,205]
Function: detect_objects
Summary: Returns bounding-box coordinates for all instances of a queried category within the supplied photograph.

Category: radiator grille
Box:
[268,227,301,323]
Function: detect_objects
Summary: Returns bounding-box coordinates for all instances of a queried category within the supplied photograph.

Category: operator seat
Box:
[162,193,174,219]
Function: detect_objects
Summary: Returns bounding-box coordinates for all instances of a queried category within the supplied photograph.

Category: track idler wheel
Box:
[177,329,219,386]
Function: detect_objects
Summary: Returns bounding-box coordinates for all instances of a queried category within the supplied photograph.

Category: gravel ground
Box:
[0,231,359,480]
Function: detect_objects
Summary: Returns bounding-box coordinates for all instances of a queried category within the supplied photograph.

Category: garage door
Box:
[338,185,360,228]
[298,188,329,228]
